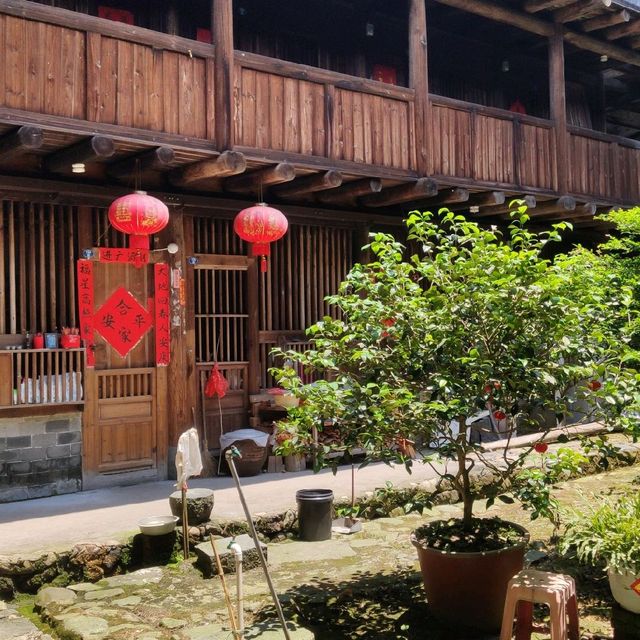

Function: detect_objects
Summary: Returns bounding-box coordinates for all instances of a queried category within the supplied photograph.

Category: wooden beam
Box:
[629,35,640,49]
[433,0,554,36]
[271,170,342,198]
[469,191,506,207]
[553,0,611,24]
[224,162,296,193]
[474,195,537,217]
[170,151,246,186]
[107,146,175,181]
[582,9,630,32]
[315,178,383,206]
[525,0,575,13]
[0,126,43,161]
[416,187,470,209]
[360,178,438,208]
[212,0,234,149]
[530,201,596,219]
[432,0,640,67]
[549,25,569,194]
[563,29,640,66]
[518,196,576,218]
[605,18,640,40]
[44,135,114,173]
[409,0,430,176]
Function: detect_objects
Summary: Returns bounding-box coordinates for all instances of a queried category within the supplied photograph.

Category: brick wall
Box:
[0,413,82,503]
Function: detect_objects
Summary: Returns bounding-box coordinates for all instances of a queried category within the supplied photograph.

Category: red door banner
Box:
[154,263,170,366]
[93,287,152,358]
[77,260,95,367]
[98,247,149,269]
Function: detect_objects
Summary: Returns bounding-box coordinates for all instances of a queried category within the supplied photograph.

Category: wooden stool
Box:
[500,569,580,640]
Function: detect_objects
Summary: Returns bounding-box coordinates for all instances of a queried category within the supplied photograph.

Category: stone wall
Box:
[0,412,82,503]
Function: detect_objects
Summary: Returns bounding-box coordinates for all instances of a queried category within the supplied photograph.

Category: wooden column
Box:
[159,210,190,448]
[212,0,235,150]
[549,25,569,194]
[409,0,430,176]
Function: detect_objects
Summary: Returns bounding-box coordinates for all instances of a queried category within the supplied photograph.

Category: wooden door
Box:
[194,255,258,449]
[82,259,168,488]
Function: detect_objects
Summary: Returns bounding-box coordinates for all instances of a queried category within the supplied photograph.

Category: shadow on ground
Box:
[256,568,501,640]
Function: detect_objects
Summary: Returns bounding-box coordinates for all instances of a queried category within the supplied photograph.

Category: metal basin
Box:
[138,515,179,536]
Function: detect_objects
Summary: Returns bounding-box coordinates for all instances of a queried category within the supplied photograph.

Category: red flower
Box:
[381,331,390,339]
[382,317,397,328]
[493,381,502,390]
[588,380,602,392]
[493,410,506,421]
[483,384,493,394]
[534,442,548,454]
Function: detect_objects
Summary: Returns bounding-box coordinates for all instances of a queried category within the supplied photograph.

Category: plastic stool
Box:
[500,569,580,640]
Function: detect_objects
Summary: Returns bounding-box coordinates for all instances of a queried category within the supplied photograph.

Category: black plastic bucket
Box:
[296,489,334,541]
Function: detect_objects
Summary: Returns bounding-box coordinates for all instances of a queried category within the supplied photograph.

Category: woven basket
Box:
[224,439,267,476]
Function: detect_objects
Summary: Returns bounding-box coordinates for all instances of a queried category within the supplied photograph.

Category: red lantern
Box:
[233,203,288,272]
[108,191,169,250]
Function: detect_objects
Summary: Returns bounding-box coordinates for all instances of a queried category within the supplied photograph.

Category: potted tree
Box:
[272,208,638,632]
[560,492,640,614]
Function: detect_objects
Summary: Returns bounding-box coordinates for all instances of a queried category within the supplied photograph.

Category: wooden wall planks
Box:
[234,67,326,155]
[430,99,557,191]
[568,131,640,201]
[332,89,414,170]
[0,14,86,119]
[0,13,213,138]
[234,62,416,170]
[0,199,79,335]
[86,34,212,137]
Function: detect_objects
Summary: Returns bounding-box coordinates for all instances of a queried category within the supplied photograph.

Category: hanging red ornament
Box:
[108,191,170,250]
[233,203,288,272]
[204,363,229,399]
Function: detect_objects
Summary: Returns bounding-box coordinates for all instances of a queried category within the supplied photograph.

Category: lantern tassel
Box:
[260,256,268,273]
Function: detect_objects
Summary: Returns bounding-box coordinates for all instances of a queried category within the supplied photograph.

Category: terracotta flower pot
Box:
[411,519,529,633]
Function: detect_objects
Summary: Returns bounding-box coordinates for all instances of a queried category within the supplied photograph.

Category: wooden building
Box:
[0,0,639,500]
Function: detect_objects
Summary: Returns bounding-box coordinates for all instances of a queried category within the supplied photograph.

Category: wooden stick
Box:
[209,534,240,638]
[181,485,189,560]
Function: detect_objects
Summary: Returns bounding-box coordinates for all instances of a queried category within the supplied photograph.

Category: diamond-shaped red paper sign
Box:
[94,287,152,358]
[631,578,640,597]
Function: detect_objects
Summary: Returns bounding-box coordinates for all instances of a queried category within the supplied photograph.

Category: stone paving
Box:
[3,464,637,640]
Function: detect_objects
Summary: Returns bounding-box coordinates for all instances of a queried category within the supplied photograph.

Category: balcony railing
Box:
[0,348,84,408]
[429,95,558,193]
[233,51,417,173]
[0,2,638,204]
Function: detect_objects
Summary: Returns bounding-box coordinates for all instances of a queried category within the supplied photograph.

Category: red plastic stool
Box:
[500,569,580,640]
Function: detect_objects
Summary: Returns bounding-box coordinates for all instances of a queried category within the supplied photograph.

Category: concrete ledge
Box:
[481,421,607,452]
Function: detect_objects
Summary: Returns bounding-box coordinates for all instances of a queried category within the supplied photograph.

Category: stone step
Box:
[195,534,267,577]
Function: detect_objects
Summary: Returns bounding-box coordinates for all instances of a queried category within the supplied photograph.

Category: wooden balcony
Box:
[0,1,638,213]
[0,348,84,408]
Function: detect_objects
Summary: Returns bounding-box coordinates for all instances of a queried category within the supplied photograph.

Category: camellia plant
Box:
[272,207,640,537]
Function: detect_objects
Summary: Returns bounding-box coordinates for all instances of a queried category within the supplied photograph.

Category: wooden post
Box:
[247,258,260,395]
[549,25,569,194]
[212,0,235,150]
[409,0,430,176]
[159,209,190,450]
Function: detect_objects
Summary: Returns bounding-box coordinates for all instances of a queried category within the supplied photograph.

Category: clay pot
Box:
[411,519,529,633]
[169,488,214,524]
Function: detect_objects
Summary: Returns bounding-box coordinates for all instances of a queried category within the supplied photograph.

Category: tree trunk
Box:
[456,416,474,528]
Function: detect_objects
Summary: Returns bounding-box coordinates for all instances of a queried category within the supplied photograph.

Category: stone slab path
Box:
[5,464,637,640]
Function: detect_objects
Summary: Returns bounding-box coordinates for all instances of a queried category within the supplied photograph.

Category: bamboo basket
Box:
[223,439,267,476]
